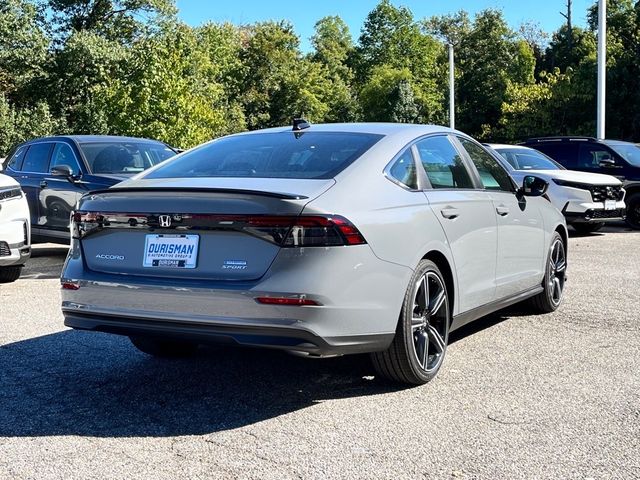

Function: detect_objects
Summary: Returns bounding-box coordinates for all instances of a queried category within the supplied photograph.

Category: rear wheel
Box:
[129,336,199,358]
[0,266,22,283]
[529,232,566,313]
[625,192,640,230]
[572,222,604,234]
[371,260,450,385]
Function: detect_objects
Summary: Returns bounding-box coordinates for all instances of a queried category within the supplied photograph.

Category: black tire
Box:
[129,336,199,358]
[371,260,450,385]
[529,232,566,313]
[625,192,640,230]
[0,266,22,283]
[572,222,604,234]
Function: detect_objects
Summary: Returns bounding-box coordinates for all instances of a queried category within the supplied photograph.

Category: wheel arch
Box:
[422,250,455,319]
[555,224,568,253]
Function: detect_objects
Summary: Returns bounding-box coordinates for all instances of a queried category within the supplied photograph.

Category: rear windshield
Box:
[143,132,384,180]
[81,142,176,174]
[495,148,564,171]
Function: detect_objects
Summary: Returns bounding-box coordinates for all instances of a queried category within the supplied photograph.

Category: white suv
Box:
[488,144,626,233]
[0,173,31,282]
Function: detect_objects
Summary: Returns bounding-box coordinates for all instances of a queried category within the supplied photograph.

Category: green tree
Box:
[444,9,535,137]
[238,21,303,129]
[97,22,245,148]
[356,1,445,123]
[586,0,640,139]
[45,0,176,42]
[310,16,359,121]
[0,0,50,104]
[0,94,62,155]
[50,30,129,133]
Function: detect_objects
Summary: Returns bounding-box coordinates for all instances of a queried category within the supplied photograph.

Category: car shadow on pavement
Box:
[19,244,68,280]
[568,222,635,238]
[0,329,402,438]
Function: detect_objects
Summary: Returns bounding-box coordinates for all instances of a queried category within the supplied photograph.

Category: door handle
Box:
[496,205,510,216]
[441,207,459,219]
[40,180,48,189]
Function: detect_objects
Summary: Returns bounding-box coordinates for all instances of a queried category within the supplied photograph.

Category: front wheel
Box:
[625,192,640,230]
[0,266,22,283]
[371,260,450,385]
[129,336,199,358]
[529,232,566,313]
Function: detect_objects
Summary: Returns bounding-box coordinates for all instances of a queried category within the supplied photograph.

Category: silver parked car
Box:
[61,123,568,385]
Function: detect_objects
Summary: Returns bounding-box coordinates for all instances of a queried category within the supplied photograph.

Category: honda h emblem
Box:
[158,215,172,228]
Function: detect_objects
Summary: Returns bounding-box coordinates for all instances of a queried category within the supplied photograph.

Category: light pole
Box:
[449,43,455,129]
[597,0,606,140]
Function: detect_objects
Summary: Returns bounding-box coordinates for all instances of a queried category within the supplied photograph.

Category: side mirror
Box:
[519,175,548,197]
[51,164,81,181]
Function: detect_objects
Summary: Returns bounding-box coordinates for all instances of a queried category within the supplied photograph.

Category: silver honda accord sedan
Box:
[61,122,568,385]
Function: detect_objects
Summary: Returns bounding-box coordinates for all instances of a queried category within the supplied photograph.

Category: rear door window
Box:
[22,143,53,173]
[533,143,579,168]
[6,145,27,171]
[414,135,474,189]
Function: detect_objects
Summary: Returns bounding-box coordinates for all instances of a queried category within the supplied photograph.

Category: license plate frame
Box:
[143,234,199,269]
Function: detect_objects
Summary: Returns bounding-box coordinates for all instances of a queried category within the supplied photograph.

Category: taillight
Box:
[206,214,366,247]
[71,211,367,247]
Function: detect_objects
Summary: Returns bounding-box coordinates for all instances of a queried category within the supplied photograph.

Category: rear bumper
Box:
[61,239,412,355]
[63,310,394,356]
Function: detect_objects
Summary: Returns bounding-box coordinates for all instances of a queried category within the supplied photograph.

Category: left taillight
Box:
[71,211,103,239]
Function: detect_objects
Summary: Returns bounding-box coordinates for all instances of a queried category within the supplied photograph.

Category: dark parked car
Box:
[1,136,177,243]
[521,136,640,229]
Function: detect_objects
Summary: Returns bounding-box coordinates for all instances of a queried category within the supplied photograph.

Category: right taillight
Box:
[246,215,367,247]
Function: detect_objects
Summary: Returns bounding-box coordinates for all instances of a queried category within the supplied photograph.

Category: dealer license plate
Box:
[605,199,616,211]
[143,234,199,268]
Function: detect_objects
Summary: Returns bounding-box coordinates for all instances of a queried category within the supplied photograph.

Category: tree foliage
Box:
[1,0,639,156]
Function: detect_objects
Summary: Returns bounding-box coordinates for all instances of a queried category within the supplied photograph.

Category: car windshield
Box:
[494,148,564,171]
[143,132,383,180]
[605,142,640,167]
[81,142,176,174]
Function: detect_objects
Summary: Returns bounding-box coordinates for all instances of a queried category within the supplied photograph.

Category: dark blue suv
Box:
[1,136,176,243]
[521,137,640,229]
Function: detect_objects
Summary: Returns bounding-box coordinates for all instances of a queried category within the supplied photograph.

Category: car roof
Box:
[25,135,164,145]
[234,123,456,137]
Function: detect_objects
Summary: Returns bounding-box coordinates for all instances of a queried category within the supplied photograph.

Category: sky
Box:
[175,0,596,51]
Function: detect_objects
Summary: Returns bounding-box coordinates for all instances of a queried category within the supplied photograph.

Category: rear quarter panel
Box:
[303,139,461,315]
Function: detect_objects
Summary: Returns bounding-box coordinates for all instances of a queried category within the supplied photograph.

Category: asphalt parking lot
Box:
[1,223,639,479]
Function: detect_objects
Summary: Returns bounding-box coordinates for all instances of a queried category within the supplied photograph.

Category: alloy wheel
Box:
[411,271,449,374]
[548,238,566,307]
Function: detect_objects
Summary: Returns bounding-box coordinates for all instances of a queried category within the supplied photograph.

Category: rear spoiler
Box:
[83,187,309,200]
